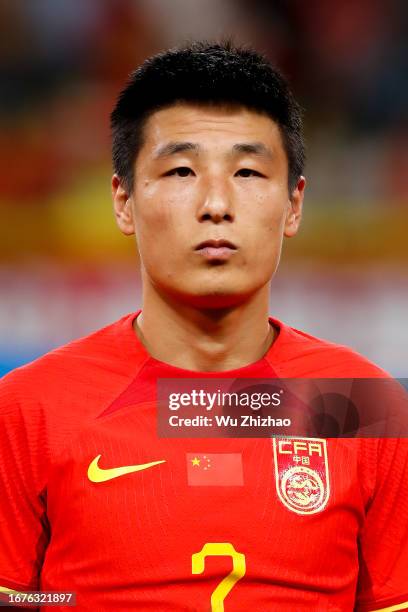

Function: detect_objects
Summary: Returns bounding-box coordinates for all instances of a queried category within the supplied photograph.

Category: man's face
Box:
[112,103,305,308]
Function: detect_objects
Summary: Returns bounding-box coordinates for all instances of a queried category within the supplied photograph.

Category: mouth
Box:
[194,239,238,262]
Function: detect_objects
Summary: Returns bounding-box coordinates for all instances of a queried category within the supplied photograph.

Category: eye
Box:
[164,167,195,177]
[235,168,264,178]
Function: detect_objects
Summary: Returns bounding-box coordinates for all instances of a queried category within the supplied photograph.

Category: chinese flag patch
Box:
[186,453,244,486]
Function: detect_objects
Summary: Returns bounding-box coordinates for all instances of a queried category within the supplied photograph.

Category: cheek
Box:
[240,193,287,274]
[239,179,287,215]
[246,188,288,237]
[133,185,193,266]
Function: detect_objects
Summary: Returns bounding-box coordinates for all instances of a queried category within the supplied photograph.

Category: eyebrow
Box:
[153,140,274,160]
[232,142,273,159]
[153,141,200,159]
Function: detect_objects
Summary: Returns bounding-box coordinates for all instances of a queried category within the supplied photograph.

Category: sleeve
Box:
[356,436,408,611]
[0,370,50,603]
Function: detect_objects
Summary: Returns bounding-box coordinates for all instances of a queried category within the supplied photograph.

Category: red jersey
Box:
[0,312,407,611]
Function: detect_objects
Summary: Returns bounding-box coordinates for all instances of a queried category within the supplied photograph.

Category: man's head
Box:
[111,41,306,308]
[111,40,305,195]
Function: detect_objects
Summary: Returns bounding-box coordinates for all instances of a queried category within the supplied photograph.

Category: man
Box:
[0,41,407,611]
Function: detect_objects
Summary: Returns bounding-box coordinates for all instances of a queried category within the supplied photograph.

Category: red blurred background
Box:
[1,0,407,375]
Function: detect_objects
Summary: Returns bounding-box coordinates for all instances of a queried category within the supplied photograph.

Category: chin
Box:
[181,284,259,309]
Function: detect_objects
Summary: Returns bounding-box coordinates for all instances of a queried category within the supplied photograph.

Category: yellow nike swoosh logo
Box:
[87,454,166,483]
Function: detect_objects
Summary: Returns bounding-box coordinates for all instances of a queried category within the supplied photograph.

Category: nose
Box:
[197,179,234,223]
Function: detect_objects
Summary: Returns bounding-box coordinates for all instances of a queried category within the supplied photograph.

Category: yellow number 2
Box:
[192,542,246,612]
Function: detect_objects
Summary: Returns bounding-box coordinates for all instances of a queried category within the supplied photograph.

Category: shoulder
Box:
[268,318,390,378]
[0,312,144,419]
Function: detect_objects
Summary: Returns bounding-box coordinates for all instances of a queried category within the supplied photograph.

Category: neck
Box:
[134,282,274,372]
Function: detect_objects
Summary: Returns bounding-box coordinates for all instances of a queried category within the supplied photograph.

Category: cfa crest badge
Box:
[272,437,330,516]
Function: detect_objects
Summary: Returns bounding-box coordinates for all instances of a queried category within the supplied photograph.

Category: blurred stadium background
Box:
[1,0,407,377]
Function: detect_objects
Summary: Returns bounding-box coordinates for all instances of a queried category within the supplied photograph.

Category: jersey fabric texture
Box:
[0,311,407,611]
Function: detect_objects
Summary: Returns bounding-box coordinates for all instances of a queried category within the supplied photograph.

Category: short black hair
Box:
[111,40,305,194]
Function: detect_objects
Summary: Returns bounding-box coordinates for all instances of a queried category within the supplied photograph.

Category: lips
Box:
[194,239,238,262]
[194,239,237,250]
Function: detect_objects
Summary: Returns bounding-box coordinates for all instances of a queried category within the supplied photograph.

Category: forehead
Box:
[140,103,284,154]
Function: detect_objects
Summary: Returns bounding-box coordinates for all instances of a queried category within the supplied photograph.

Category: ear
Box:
[284,176,306,238]
[112,174,135,236]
